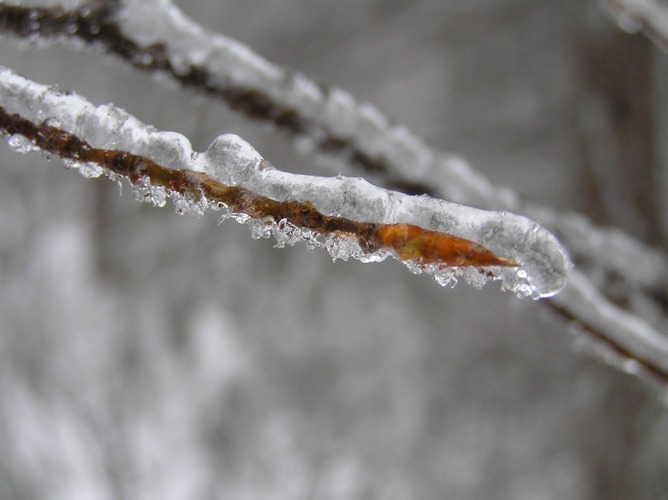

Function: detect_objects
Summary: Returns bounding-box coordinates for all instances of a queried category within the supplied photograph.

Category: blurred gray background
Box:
[1,0,667,498]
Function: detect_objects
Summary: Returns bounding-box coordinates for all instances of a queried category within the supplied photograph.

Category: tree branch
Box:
[0,66,570,296]
[0,0,667,383]
[0,0,664,293]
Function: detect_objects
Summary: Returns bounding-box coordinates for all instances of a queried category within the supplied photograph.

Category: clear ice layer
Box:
[0,65,571,298]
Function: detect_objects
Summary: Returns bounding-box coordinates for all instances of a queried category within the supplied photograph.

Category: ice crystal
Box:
[433,269,459,289]
[172,192,206,217]
[63,158,100,179]
[212,202,232,225]
[231,213,251,224]
[78,162,104,179]
[323,234,362,262]
[248,217,274,240]
[131,177,168,207]
[273,219,303,248]
[7,134,37,154]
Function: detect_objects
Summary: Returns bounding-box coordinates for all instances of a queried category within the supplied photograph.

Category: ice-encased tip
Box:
[516,240,572,300]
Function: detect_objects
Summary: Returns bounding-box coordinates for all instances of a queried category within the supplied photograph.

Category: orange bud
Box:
[375,223,518,267]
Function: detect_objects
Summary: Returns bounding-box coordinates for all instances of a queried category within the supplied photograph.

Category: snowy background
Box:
[1,0,668,498]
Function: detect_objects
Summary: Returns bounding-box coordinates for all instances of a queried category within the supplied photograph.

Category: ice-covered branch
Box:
[0,0,664,298]
[550,271,668,383]
[0,66,571,297]
[604,0,668,50]
[0,0,667,382]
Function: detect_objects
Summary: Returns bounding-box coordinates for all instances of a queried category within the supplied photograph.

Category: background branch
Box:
[604,0,668,50]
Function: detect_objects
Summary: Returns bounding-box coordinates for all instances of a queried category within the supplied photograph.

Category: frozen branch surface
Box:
[0,0,664,291]
[550,271,668,382]
[0,0,665,297]
[0,66,571,297]
[0,0,667,380]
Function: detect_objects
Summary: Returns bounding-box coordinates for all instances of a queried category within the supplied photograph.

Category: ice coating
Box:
[194,146,570,298]
[552,270,668,379]
[116,0,663,295]
[0,65,570,298]
[0,4,666,386]
[121,0,284,85]
[0,0,661,295]
[110,0,527,209]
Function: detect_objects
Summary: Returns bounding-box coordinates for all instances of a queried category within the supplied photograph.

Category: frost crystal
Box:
[248,217,274,240]
[78,162,104,179]
[131,177,168,207]
[7,134,37,154]
[273,219,302,248]
[212,202,232,225]
[324,234,362,262]
[172,192,206,217]
[433,270,459,289]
